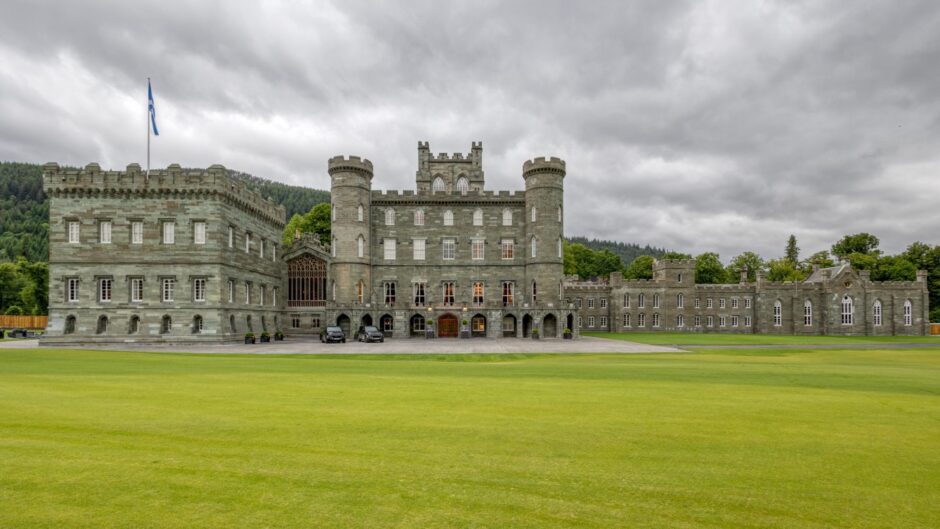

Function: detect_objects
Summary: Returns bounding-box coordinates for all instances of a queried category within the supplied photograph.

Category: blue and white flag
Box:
[148,79,159,136]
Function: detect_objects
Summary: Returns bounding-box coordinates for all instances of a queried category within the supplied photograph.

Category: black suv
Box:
[320,326,346,343]
[356,325,385,343]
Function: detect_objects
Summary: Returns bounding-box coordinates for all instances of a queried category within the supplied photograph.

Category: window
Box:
[161,315,172,334]
[471,239,484,260]
[414,209,424,226]
[194,278,206,302]
[695,298,700,309]
[162,278,175,302]
[653,294,660,308]
[443,210,454,226]
[260,285,266,306]
[245,232,251,253]
[588,316,595,328]
[131,278,143,302]
[384,282,396,305]
[873,300,883,326]
[228,280,234,303]
[331,204,336,221]
[443,238,456,260]
[357,236,364,258]
[531,207,537,222]
[129,316,140,334]
[456,177,469,193]
[228,226,234,248]
[501,239,514,260]
[652,313,661,328]
[259,238,265,258]
[623,314,631,327]
[502,209,513,226]
[558,206,562,222]
[473,209,483,226]
[413,283,426,306]
[132,221,143,244]
[731,298,739,309]
[99,221,112,244]
[331,237,336,257]
[99,278,112,302]
[694,315,701,326]
[245,283,251,304]
[193,315,204,333]
[385,208,395,226]
[774,300,783,326]
[272,245,277,261]
[68,221,80,243]
[600,298,607,309]
[676,293,684,309]
[413,239,426,260]
[719,315,726,327]
[841,296,853,325]
[719,298,726,309]
[442,282,455,306]
[194,221,206,245]
[707,315,714,327]
[638,293,645,308]
[731,315,739,327]
[744,316,752,327]
[272,287,277,306]
[677,273,683,283]
[384,238,396,260]
[163,221,175,244]
[357,205,364,222]
[502,282,514,306]
[804,300,813,326]
[623,294,630,308]
[558,238,563,258]
[473,282,484,306]
[904,300,913,326]
[432,177,445,192]
[530,237,537,258]
[67,278,79,302]
[578,316,583,329]
[292,318,301,329]
[575,298,582,309]
[531,281,537,304]
[707,298,713,309]
[638,313,646,327]
[588,298,595,309]
[356,281,364,304]
[676,314,684,328]
[744,297,752,309]
[600,316,608,328]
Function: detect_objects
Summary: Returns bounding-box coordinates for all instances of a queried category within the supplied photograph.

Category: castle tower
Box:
[523,156,566,307]
[328,155,373,305]
[415,141,485,192]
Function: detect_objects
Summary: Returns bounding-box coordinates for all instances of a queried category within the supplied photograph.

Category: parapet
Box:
[328,155,374,177]
[41,162,286,225]
[523,156,566,177]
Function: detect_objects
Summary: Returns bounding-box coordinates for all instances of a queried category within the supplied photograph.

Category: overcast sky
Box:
[2,0,939,260]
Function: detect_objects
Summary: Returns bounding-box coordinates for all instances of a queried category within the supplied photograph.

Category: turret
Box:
[328,155,373,305]
[415,141,485,192]
[523,156,566,307]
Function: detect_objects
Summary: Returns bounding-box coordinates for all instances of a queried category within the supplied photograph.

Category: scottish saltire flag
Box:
[148,80,159,136]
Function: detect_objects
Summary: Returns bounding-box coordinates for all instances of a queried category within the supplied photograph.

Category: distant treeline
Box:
[565,236,666,266]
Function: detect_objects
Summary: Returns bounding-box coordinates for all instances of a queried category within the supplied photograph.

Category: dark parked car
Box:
[320,326,346,343]
[356,325,385,343]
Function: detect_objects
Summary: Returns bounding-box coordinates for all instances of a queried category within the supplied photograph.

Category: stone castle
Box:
[40,142,930,343]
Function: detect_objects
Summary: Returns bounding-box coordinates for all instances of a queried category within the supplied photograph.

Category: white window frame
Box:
[131,278,143,303]
[774,300,783,326]
[501,239,514,260]
[413,239,426,261]
[193,278,206,302]
[443,210,454,226]
[358,205,364,222]
[357,236,364,258]
[99,221,112,244]
[384,238,396,260]
[804,300,813,326]
[502,209,512,226]
[385,208,395,226]
[228,225,234,248]
[67,278,79,302]
[414,209,424,226]
[471,239,484,261]
[873,300,883,326]
[456,177,469,194]
[162,278,175,302]
[530,237,537,258]
[841,296,854,325]
[99,278,112,302]
[163,221,175,245]
[68,221,80,244]
[473,209,483,226]
[442,238,456,260]
[903,300,912,326]
[132,221,144,245]
[194,221,206,245]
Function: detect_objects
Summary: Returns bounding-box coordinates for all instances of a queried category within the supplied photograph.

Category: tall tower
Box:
[523,156,566,307]
[328,155,373,305]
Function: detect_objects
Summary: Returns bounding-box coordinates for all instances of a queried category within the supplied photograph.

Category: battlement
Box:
[371,188,525,203]
[328,155,374,176]
[41,162,286,225]
[523,156,566,176]
[654,259,697,266]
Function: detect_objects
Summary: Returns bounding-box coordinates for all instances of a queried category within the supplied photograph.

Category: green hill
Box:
[566,236,667,265]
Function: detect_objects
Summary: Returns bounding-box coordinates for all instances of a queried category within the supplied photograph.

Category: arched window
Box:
[773,300,782,326]
[803,300,813,326]
[331,204,336,221]
[676,314,684,328]
[502,209,512,226]
[530,236,537,258]
[332,281,336,301]
[653,294,660,308]
[357,235,364,258]
[385,208,395,226]
[841,295,854,325]
[638,293,645,308]
[531,207,537,222]
[128,315,140,334]
[531,281,537,304]
[65,315,76,334]
[456,177,469,194]
[96,315,108,335]
[873,300,883,326]
[357,204,364,222]
[193,315,204,334]
[246,315,253,332]
[473,209,483,226]
[676,293,684,309]
[161,315,172,334]
[331,237,336,257]
[443,210,454,226]
[414,209,425,226]
[432,177,446,192]
[903,299,913,326]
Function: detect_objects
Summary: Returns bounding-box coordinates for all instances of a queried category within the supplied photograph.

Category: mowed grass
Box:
[1,348,939,528]
[585,330,940,346]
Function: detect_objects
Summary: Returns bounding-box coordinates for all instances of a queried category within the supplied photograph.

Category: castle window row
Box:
[363,237,567,262]
[362,280,529,308]
[64,312,278,336]
[370,207,564,228]
[64,276,277,307]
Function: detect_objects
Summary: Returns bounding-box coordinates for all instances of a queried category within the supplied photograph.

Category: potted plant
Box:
[460,319,471,339]
[274,330,284,341]
[531,327,540,340]
[260,331,271,343]
[563,327,573,340]
[244,332,256,344]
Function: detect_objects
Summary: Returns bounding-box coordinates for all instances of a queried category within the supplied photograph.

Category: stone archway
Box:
[502,314,517,338]
[361,314,373,327]
[379,314,394,336]
[337,314,351,334]
[543,314,558,338]
[410,314,426,337]
[437,313,459,338]
[522,314,534,338]
[471,313,487,338]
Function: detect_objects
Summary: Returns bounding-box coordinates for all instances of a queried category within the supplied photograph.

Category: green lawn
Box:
[584,330,940,346]
[1,348,939,528]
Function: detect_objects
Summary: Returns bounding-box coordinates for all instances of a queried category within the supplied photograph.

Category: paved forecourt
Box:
[2,337,682,355]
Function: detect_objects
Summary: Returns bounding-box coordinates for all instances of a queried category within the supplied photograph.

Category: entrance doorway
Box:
[502,314,517,337]
[471,314,487,337]
[361,314,373,327]
[522,314,534,338]
[337,314,351,335]
[437,314,459,338]
[543,314,557,338]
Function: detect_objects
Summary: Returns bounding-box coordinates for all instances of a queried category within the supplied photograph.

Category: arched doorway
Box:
[522,314,534,338]
[410,314,426,337]
[337,314,351,334]
[543,314,557,338]
[502,314,517,338]
[361,314,373,327]
[566,313,574,333]
[379,314,394,336]
[471,314,487,337]
[437,314,459,338]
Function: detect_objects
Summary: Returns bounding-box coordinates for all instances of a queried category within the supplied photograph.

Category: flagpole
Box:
[147,77,151,180]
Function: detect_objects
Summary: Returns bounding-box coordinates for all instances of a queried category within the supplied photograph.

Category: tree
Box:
[281,203,331,246]
[593,249,624,279]
[804,250,835,269]
[727,251,764,282]
[870,255,917,282]
[623,255,655,280]
[785,235,799,264]
[832,233,880,259]
[695,252,727,284]
[661,251,692,260]
[766,258,807,282]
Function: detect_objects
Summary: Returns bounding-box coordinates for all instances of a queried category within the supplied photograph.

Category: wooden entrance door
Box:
[438,314,458,338]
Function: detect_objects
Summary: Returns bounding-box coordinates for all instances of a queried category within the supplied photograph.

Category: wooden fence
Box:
[0,315,48,329]
[931,323,940,336]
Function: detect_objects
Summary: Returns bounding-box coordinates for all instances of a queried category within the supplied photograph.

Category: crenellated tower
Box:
[328,155,373,305]
[416,141,484,192]
[523,156,566,308]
